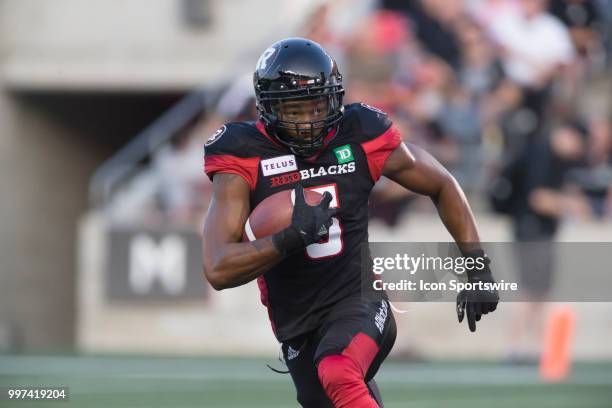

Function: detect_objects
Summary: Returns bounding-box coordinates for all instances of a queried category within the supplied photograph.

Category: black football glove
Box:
[456,251,499,332]
[272,184,336,255]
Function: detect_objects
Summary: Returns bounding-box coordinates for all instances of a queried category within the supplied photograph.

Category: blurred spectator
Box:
[407,56,454,124]
[301,4,336,49]
[455,16,505,98]
[106,71,258,227]
[197,73,258,221]
[565,117,612,218]
[486,0,577,173]
[596,0,612,62]
[490,0,575,90]
[107,117,210,227]
[467,0,521,27]
[437,83,484,188]
[549,0,604,63]
[524,122,591,227]
[490,121,590,239]
[109,0,610,236]
[152,120,210,226]
[383,0,463,68]
[498,121,590,362]
[216,73,257,122]
[344,10,413,114]
[343,9,418,225]
[202,73,257,136]
[151,72,257,227]
[300,0,378,71]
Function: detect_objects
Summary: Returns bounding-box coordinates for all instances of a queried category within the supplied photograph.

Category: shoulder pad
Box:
[204,122,264,159]
[341,103,393,143]
[203,122,268,188]
[341,103,402,182]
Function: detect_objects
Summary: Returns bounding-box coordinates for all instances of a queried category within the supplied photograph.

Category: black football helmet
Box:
[253,38,345,157]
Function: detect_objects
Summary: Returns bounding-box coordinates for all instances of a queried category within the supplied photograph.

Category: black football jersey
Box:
[204,103,401,341]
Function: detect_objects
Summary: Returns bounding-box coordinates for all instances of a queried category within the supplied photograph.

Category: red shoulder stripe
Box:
[360,125,402,182]
[204,154,259,190]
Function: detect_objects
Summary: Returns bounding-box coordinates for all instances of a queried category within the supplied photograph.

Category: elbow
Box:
[203,263,229,291]
[442,173,464,197]
[443,172,460,189]
[209,277,228,292]
[432,173,461,203]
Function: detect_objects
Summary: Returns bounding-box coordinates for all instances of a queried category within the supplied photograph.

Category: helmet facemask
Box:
[257,78,344,157]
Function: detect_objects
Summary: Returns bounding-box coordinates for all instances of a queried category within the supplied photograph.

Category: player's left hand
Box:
[456,252,499,332]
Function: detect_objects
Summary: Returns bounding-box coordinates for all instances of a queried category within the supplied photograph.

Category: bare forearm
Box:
[382,143,482,252]
[433,178,481,252]
[202,173,285,290]
[204,236,282,290]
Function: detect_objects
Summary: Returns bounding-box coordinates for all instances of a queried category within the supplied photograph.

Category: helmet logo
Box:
[256,47,276,71]
[205,125,226,147]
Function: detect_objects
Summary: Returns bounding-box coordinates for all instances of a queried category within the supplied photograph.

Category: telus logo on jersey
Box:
[260,155,297,176]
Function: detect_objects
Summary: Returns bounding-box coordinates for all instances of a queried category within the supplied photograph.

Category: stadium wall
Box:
[0,0,315,91]
[0,91,105,350]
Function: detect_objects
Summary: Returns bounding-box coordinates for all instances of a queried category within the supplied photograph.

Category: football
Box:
[243,188,324,241]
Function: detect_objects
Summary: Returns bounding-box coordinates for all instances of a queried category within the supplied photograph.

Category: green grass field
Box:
[1,355,611,407]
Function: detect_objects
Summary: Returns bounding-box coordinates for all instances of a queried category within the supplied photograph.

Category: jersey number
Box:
[292,184,343,260]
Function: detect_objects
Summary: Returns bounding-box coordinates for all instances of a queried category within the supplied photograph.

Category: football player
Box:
[202,38,498,408]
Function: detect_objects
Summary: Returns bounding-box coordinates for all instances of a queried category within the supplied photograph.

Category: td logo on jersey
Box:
[333,144,354,164]
[261,155,297,176]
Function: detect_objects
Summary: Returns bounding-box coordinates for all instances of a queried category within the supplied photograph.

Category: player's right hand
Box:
[272,184,336,255]
[292,183,336,245]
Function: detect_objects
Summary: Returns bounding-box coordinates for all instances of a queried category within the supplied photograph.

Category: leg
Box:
[509,239,554,360]
[315,298,397,408]
[283,334,334,408]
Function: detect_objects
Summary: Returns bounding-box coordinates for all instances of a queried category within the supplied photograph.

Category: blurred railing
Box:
[88,89,209,207]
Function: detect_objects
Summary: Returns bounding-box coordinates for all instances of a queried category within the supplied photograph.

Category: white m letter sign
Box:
[129,234,186,295]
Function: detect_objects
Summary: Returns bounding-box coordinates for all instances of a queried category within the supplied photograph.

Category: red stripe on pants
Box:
[317,333,380,407]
